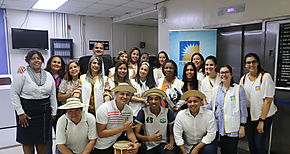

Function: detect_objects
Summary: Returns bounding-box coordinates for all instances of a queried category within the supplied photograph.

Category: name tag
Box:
[255,86,261,91]
[230,95,236,101]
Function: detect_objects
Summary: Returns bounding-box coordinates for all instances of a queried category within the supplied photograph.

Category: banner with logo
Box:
[169,29,217,78]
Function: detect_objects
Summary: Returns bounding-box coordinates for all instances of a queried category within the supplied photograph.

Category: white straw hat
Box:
[58,97,86,110]
[111,83,136,93]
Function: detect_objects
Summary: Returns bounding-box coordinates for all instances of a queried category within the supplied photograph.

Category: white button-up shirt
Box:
[173,107,216,153]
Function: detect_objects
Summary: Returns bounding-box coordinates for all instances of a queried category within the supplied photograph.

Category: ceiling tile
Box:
[123,1,152,9]
[111,6,138,13]
[3,0,36,9]
[98,0,130,6]
[56,6,83,13]
[88,3,116,10]
[61,0,95,8]
[134,0,164,4]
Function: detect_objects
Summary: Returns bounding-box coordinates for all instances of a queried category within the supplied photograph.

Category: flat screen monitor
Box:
[11,28,49,50]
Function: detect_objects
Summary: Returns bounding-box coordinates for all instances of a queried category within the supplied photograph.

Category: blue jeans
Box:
[190,142,217,154]
[246,116,273,154]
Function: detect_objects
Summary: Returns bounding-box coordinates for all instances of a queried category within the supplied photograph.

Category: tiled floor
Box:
[0,140,249,154]
[0,140,56,154]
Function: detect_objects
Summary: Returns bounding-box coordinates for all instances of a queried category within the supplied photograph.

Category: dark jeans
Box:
[145,143,176,154]
[246,116,273,154]
[219,135,239,154]
[189,142,217,154]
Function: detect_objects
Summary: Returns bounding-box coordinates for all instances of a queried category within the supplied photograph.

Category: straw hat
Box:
[58,97,86,110]
[111,83,136,93]
[180,90,206,101]
[142,88,167,98]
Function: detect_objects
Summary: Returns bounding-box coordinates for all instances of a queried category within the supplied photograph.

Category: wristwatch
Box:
[259,118,265,122]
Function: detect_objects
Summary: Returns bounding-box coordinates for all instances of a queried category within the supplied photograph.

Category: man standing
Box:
[174,90,217,154]
[135,88,175,154]
[93,83,140,154]
[78,42,113,75]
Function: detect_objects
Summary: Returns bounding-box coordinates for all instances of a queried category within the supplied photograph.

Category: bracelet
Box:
[259,118,265,122]
[240,123,246,127]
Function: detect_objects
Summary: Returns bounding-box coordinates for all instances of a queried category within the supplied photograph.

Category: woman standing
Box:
[182,62,199,92]
[106,61,131,90]
[130,62,156,117]
[240,53,277,154]
[157,60,184,110]
[128,47,141,78]
[209,65,247,154]
[153,51,169,83]
[10,50,57,154]
[73,55,107,117]
[58,60,80,103]
[191,53,205,81]
[200,56,220,104]
[108,50,129,78]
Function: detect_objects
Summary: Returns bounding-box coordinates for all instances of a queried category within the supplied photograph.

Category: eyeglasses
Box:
[94,47,103,49]
[246,60,257,65]
[187,100,201,104]
[220,71,230,75]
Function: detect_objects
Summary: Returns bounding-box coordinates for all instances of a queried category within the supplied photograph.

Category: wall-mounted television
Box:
[11,28,49,50]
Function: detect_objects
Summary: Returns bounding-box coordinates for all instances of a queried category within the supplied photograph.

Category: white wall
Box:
[6,9,158,76]
[113,24,158,57]
[6,9,53,76]
[158,0,290,53]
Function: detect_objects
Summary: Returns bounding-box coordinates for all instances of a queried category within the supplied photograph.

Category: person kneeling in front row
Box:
[135,88,175,154]
[56,97,97,154]
[93,83,140,154]
[174,90,217,154]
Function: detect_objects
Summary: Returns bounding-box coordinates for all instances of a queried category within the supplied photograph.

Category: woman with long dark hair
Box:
[58,60,80,102]
[200,56,220,104]
[191,53,205,81]
[240,53,277,154]
[106,61,131,91]
[182,62,199,92]
[153,51,169,83]
[108,50,130,78]
[128,47,141,78]
[130,62,156,116]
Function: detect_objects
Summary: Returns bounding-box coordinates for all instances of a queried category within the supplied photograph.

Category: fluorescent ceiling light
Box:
[33,0,68,10]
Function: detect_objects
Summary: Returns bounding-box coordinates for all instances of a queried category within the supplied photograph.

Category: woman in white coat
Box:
[200,56,220,104]
[240,53,277,154]
[207,65,247,154]
[73,55,107,117]
[130,62,156,117]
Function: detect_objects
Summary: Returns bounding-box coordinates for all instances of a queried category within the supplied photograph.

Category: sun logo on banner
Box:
[179,41,200,61]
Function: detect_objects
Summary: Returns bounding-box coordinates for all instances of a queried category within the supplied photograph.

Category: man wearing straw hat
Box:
[93,83,140,154]
[56,97,97,154]
[134,88,175,154]
[173,90,217,154]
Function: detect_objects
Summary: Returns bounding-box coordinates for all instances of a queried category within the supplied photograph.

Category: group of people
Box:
[10,42,277,154]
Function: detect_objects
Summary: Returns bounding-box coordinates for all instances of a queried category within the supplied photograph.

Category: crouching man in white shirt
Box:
[93,83,140,154]
[56,97,97,154]
[174,90,217,154]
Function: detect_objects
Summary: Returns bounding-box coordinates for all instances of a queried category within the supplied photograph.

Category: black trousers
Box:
[219,135,239,154]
